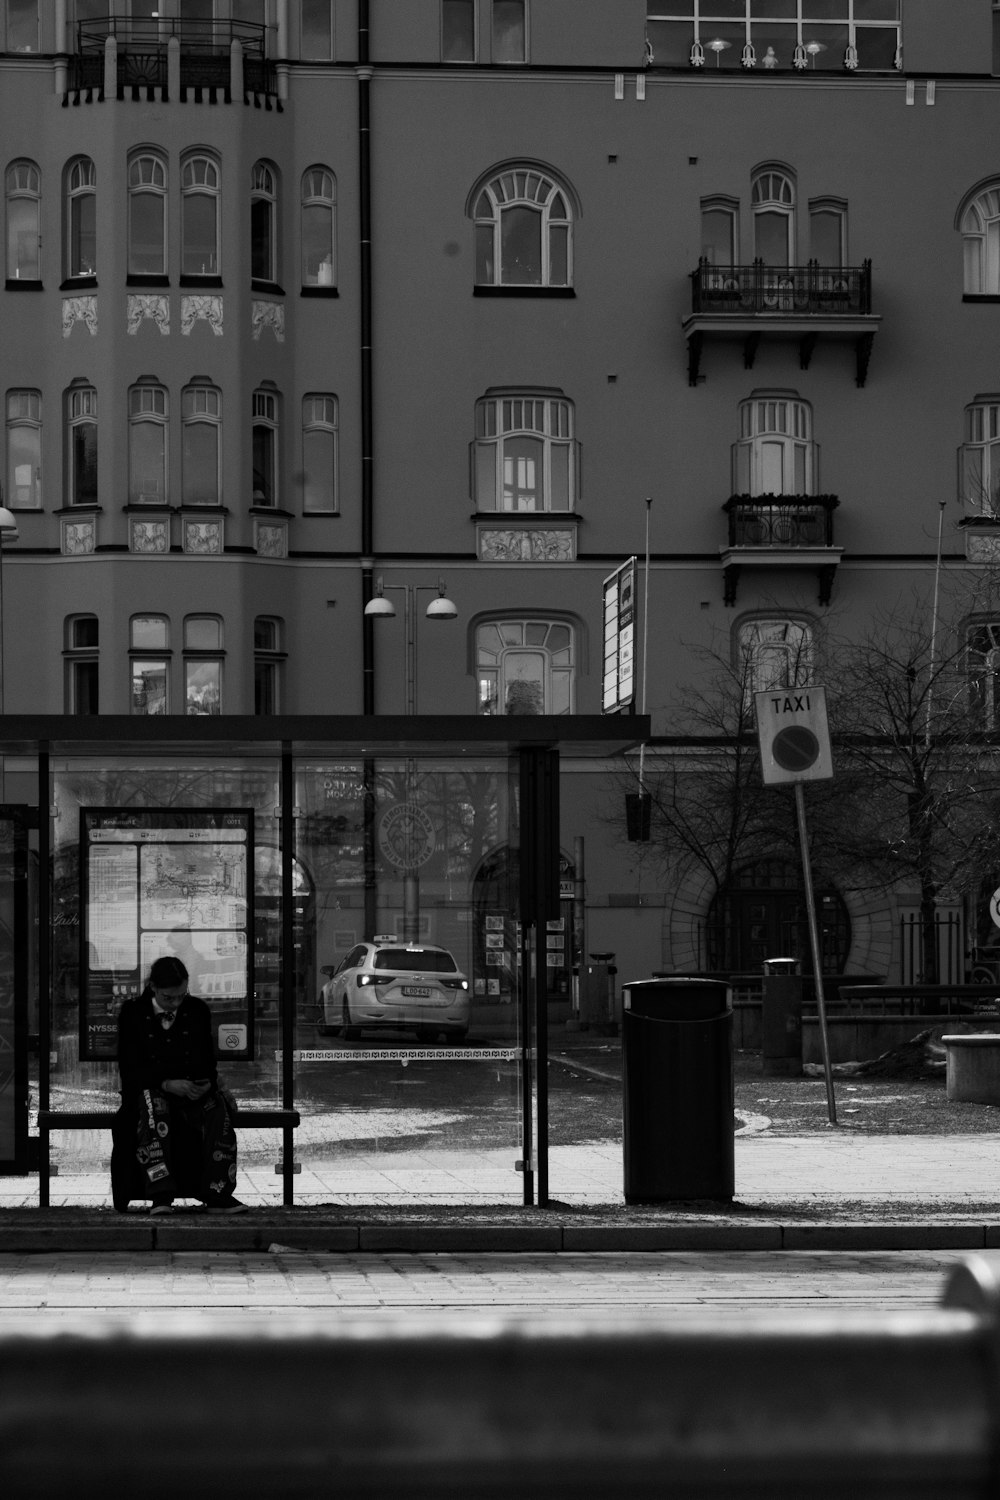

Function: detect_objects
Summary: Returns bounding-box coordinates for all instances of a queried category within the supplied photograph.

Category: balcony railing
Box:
[692,260,872,317]
[71,16,273,96]
[723,495,839,549]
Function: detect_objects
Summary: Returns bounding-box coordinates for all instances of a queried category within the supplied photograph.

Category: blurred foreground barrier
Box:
[3,1257,1000,1498]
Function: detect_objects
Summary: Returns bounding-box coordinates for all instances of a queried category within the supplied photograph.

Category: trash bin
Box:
[621,977,734,1204]
[762,957,803,1078]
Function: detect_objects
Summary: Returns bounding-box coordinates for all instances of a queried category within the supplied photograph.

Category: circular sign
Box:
[378,803,436,870]
[990,888,1000,930]
[771,724,820,773]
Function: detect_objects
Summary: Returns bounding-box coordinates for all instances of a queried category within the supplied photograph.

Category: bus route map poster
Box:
[80,808,254,1062]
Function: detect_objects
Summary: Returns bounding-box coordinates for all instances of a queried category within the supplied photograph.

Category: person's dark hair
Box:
[149,955,189,989]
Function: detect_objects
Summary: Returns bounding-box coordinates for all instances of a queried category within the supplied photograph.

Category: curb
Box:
[2,1220,1000,1254]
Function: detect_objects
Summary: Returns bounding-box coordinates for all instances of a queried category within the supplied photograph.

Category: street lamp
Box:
[364,576,458,714]
[363,576,458,940]
[0,505,20,714]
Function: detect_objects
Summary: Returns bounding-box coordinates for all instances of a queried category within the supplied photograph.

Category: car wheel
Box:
[343,998,362,1041]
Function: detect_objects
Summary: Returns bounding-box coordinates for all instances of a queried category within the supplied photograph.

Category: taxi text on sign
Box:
[754,685,833,785]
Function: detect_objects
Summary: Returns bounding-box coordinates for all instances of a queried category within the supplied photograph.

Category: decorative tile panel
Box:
[477,526,576,562]
[254,520,287,558]
[62,295,98,338]
[60,516,96,555]
[181,295,223,337]
[129,517,170,554]
[126,293,170,336]
[183,518,224,554]
[251,300,285,342]
[965,531,1000,563]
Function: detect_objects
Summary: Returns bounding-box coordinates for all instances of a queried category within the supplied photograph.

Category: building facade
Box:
[1,1,999,985]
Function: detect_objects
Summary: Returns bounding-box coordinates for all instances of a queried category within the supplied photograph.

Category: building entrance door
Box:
[708,859,850,973]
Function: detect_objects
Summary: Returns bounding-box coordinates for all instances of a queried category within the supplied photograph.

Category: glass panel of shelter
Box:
[38,747,527,1204]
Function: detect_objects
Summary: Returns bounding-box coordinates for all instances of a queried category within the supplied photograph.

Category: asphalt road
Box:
[0,1248,989,1331]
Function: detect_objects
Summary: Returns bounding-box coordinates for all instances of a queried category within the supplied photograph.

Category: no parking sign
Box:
[754,685,833,785]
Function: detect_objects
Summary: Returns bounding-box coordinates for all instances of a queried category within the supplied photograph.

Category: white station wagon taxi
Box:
[318,937,470,1042]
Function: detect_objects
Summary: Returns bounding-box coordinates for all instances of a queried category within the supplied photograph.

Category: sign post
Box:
[754,686,837,1124]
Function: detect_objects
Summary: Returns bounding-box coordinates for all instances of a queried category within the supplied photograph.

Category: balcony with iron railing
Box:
[684,259,880,387]
[720,494,842,606]
[68,16,275,102]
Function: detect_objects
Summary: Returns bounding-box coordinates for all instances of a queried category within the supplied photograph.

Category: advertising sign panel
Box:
[603,557,637,714]
[80,808,254,1061]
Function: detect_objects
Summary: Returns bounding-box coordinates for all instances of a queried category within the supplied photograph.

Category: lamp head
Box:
[364,595,397,618]
[0,506,19,541]
[425,595,458,620]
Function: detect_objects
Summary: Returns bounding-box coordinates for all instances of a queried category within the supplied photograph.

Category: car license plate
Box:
[402,985,432,997]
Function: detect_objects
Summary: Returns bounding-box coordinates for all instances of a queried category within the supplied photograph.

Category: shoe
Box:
[150,1198,174,1217]
[206,1198,249,1215]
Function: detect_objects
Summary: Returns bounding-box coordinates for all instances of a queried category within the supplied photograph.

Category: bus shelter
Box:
[0,716,644,1209]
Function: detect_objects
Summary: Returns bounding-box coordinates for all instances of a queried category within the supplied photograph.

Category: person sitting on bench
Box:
[116,955,248,1216]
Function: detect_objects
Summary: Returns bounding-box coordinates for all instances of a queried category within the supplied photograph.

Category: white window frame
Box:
[5,159,40,281]
[960,398,1000,515]
[733,393,815,497]
[300,0,333,59]
[645,4,901,72]
[969,621,1000,729]
[442,0,476,62]
[301,393,338,513]
[128,151,168,277]
[183,613,223,716]
[128,382,168,505]
[808,197,847,267]
[251,160,277,283]
[738,618,814,702]
[476,618,576,716]
[752,167,795,266]
[67,382,98,506]
[66,157,97,279]
[130,613,170,716]
[252,388,279,506]
[181,152,220,278]
[492,0,526,64]
[6,0,38,52]
[182,383,221,505]
[700,196,739,266]
[961,184,1000,295]
[473,392,577,512]
[473,166,573,287]
[300,166,336,287]
[64,613,99,715]
[254,614,284,714]
[6,388,41,509]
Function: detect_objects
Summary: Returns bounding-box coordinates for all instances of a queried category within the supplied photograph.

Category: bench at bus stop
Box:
[35,1106,300,1209]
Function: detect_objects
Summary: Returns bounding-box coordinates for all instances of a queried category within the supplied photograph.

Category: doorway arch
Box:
[707,858,850,972]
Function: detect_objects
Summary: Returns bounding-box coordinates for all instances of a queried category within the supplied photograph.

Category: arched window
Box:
[254,615,284,714]
[301,166,335,287]
[251,160,277,282]
[752,166,795,266]
[64,614,99,715]
[969,621,1000,729]
[66,157,96,279]
[960,183,1000,295]
[733,393,815,496]
[130,614,169,715]
[66,382,97,506]
[473,391,576,511]
[476,618,576,715]
[182,383,221,505]
[809,198,847,267]
[128,381,168,504]
[6,160,40,281]
[960,397,1000,515]
[302,393,338,512]
[252,387,279,505]
[6,388,41,508]
[738,618,813,699]
[701,196,738,267]
[128,152,167,276]
[472,165,573,287]
[181,153,220,277]
[184,614,223,716]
